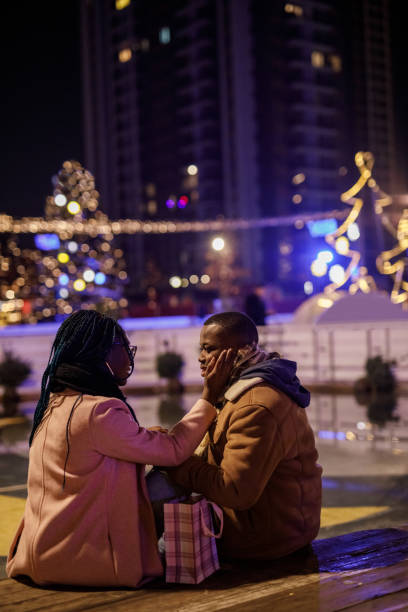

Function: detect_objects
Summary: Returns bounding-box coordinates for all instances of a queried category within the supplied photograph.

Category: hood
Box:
[239,358,310,408]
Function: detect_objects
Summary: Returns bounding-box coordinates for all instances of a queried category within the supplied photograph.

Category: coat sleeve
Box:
[89,398,216,466]
[166,403,284,510]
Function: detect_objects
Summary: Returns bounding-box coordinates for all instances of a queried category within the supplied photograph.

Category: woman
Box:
[6,310,234,587]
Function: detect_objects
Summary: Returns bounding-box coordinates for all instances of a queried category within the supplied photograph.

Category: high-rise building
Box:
[81,0,395,295]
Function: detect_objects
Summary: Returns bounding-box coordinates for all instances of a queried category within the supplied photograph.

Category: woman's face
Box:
[105,334,134,386]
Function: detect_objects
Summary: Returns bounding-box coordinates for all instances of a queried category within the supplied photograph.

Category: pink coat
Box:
[6,390,215,587]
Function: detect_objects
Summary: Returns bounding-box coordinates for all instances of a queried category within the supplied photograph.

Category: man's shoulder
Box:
[225,378,292,411]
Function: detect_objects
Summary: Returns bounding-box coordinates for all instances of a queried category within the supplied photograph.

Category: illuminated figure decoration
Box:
[0,161,128,324]
[310,151,379,295]
[376,209,408,305]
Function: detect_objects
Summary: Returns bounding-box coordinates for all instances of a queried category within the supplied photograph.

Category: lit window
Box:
[284,3,303,17]
[330,54,342,72]
[145,183,156,197]
[311,51,324,68]
[116,0,130,9]
[140,38,150,52]
[147,200,157,215]
[159,27,171,44]
[119,48,132,63]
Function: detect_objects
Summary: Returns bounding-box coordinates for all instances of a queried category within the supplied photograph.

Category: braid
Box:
[29,310,136,445]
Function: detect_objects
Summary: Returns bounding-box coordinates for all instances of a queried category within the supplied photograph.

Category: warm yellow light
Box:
[330,55,342,72]
[116,0,130,9]
[119,48,132,63]
[311,51,324,68]
[73,279,86,292]
[57,253,70,264]
[335,236,349,255]
[67,201,81,215]
[292,173,305,185]
[284,3,303,16]
[317,298,333,309]
[292,194,302,204]
[201,274,211,284]
[189,275,199,284]
[187,164,198,176]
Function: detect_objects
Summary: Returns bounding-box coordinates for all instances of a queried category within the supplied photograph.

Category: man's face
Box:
[198,323,242,377]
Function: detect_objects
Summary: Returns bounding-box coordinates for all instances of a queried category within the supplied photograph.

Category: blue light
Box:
[307,219,338,237]
[59,274,69,286]
[159,26,171,44]
[34,234,60,251]
[95,272,106,285]
[318,430,346,440]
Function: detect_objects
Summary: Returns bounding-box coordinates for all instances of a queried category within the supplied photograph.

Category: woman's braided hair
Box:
[29,310,135,445]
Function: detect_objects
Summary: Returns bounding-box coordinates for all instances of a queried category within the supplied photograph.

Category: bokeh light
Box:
[83,269,95,282]
[94,272,106,285]
[329,264,346,284]
[311,259,327,277]
[335,236,349,255]
[304,281,313,295]
[67,201,81,215]
[73,279,86,292]
[169,276,182,288]
[54,194,67,207]
[67,241,78,253]
[317,250,334,264]
[347,223,360,241]
[212,237,225,251]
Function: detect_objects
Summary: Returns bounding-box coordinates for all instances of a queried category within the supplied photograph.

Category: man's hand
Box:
[201,348,237,405]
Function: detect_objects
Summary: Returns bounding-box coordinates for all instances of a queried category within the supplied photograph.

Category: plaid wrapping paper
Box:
[164,497,223,584]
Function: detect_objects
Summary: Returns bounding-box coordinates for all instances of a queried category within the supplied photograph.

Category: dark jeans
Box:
[145,467,189,536]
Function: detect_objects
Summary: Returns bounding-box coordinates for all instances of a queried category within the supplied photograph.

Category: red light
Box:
[178,195,189,208]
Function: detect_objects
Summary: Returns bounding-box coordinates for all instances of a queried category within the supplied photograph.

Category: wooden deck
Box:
[1,528,408,611]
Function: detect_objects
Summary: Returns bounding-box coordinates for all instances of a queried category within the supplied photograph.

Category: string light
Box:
[322,152,378,295]
[0,159,129,325]
[377,209,408,304]
[0,209,349,236]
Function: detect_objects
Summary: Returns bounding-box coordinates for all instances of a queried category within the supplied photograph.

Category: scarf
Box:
[50,361,138,422]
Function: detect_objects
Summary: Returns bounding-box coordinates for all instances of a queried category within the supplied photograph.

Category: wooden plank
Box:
[1,527,408,611]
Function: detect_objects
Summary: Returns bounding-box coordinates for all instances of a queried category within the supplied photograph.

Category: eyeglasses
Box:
[112,342,137,358]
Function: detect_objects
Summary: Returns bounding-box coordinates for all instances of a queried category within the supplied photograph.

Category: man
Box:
[166,312,322,561]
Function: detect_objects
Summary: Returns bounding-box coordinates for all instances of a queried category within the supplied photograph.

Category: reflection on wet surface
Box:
[2,392,408,457]
[308,393,408,455]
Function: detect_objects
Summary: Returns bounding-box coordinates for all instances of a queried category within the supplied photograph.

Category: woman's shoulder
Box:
[84,394,128,411]
[50,391,129,418]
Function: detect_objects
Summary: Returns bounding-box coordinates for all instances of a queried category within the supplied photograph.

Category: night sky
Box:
[0,1,82,218]
[0,0,407,219]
